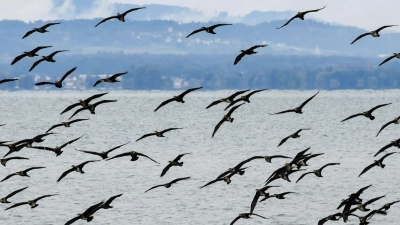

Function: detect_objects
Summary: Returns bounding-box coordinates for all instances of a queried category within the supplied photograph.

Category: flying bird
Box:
[359,152,397,177]
[341,103,391,122]
[69,100,117,120]
[212,103,244,137]
[5,194,56,210]
[0,186,28,204]
[186,23,232,38]
[276,6,326,29]
[65,201,104,225]
[1,167,45,182]
[29,50,68,71]
[0,156,29,167]
[270,91,319,115]
[379,53,400,66]
[348,210,378,225]
[376,116,400,137]
[93,72,127,87]
[11,46,52,65]
[318,213,343,225]
[100,194,123,209]
[200,168,248,188]
[262,192,296,200]
[107,151,159,164]
[374,138,400,157]
[154,87,202,112]
[76,141,130,160]
[35,67,76,88]
[95,7,146,27]
[160,153,190,177]
[351,25,397,44]
[60,92,108,115]
[234,45,267,65]
[230,213,267,225]
[205,89,249,109]
[0,78,18,85]
[136,128,182,142]
[376,200,400,215]
[31,135,83,156]
[145,177,190,193]
[57,160,99,182]
[278,128,310,147]
[22,22,60,39]
[355,195,385,212]
[250,186,279,213]
[46,118,89,133]
[296,163,340,183]
[224,89,266,110]
[337,184,372,211]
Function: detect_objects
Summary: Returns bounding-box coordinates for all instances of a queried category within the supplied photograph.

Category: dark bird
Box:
[100,194,123,209]
[351,25,397,44]
[35,67,76,88]
[69,100,117,120]
[376,116,400,136]
[356,196,385,212]
[349,210,378,225]
[136,128,182,142]
[5,194,56,210]
[0,78,18,85]
[212,103,244,137]
[31,135,83,156]
[1,167,45,182]
[107,151,159,164]
[379,53,400,66]
[76,141,130,160]
[205,89,249,109]
[270,91,319,115]
[60,92,108,115]
[260,192,296,201]
[22,22,60,39]
[234,45,267,65]
[377,200,400,215]
[0,186,28,203]
[250,186,279,213]
[145,177,190,193]
[46,118,88,133]
[93,72,127,87]
[318,213,343,225]
[1,133,54,157]
[65,201,104,225]
[0,156,29,167]
[359,152,397,177]
[160,153,190,177]
[186,23,232,38]
[57,160,99,182]
[265,169,304,185]
[374,138,400,157]
[154,87,202,112]
[293,153,324,169]
[95,7,146,27]
[11,46,52,65]
[238,155,291,164]
[276,6,326,29]
[278,128,310,147]
[224,89,266,110]
[296,163,340,183]
[200,167,248,188]
[230,213,267,225]
[337,184,372,210]
[29,50,68,71]
[341,103,391,122]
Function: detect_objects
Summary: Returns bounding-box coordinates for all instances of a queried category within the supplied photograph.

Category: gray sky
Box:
[1,0,399,32]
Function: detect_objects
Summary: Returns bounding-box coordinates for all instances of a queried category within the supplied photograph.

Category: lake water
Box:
[1,90,399,225]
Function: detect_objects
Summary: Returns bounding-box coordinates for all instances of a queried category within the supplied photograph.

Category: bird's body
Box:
[35,67,76,88]
[95,7,146,27]
[296,163,340,183]
[270,91,319,115]
[276,6,326,29]
[359,152,397,177]
[145,177,190,193]
[160,153,190,177]
[186,23,232,38]
[278,128,310,147]
[351,25,397,44]
[154,87,202,111]
[31,135,82,156]
[234,45,267,65]
[136,128,182,142]
[11,46,51,65]
[224,89,266,110]
[22,22,60,39]
[29,50,68,71]
[93,72,127,87]
[230,213,267,225]
[76,141,130,159]
[107,151,159,164]
[5,194,56,210]
[46,119,88,133]
[1,167,45,182]
[57,160,99,182]
[341,103,391,122]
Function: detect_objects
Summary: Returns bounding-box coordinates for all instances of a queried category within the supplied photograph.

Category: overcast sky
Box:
[1,0,399,32]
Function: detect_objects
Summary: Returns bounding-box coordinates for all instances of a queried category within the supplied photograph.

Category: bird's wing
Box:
[170,176,190,184]
[216,170,231,179]
[160,164,172,177]
[11,54,27,65]
[79,160,99,168]
[93,79,103,87]
[246,89,267,98]
[68,108,88,120]
[206,99,223,109]
[210,23,232,29]
[350,32,371,44]
[65,216,80,225]
[173,153,190,161]
[296,172,314,183]
[145,184,164,193]
[365,210,377,220]
[358,162,377,177]
[31,146,54,151]
[24,166,45,172]
[186,27,206,38]
[380,152,397,162]
[122,7,146,15]
[341,113,364,122]
[6,186,28,199]
[35,81,56,86]
[276,15,298,29]
[233,52,246,65]
[303,6,326,14]
[83,201,104,216]
[60,135,83,149]
[298,91,319,109]
[57,168,75,182]
[363,195,385,206]
[320,163,340,171]
[200,178,223,188]
[106,141,130,154]
[379,55,396,66]
[318,217,328,225]
[270,155,291,159]
[376,25,397,32]
[1,173,16,182]
[61,103,80,115]
[85,92,109,103]
[0,78,18,84]
[5,201,28,210]
[368,103,391,113]
[46,123,63,133]
[107,152,131,161]
[230,216,241,225]
[60,67,77,82]
[249,45,267,51]
[109,72,128,80]
[278,135,291,147]
[92,99,117,108]
[135,133,155,142]
[69,118,89,125]
[154,98,175,112]
[42,22,60,29]
[227,103,244,117]
[33,194,56,202]
[250,192,261,213]
[76,149,102,157]
[29,58,45,71]
[104,194,123,205]
[376,120,396,137]
[160,127,182,135]
[234,156,262,169]
[31,46,52,54]
[269,108,296,115]
[374,143,393,157]
[356,184,372,195]
[48,50,68,58]
[136,152,159,164]
[224,99,242,111]
[6,156,29,161]
[251,213,267,219]
[95,16,118,27]
[22,30,36,39]
[179,86,202,98]
[211,118,225,138]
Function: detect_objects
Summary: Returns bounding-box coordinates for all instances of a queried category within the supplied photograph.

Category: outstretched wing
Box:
[224,98,242,111]
[368,103,391,114]
[160,128,182,135]
[76,149,102,157]
[296,172,313,183]
[57,168,75,182]
[106,141,130,154]
[276,15,298,29]
[1,173,16,182]
[160,164,172,177]
[269,109,296,115]
[11,54,27,65]
[154,98,175,112]
[5,201,28,210]
[226,103,244,117]
[42,22,60,29]
[24,166,45,173]
[136,133,156,142]
[351,32,371,45]
[60,67,77,82]
[60,103,80,115]
[93,79,103,87]
[376,119,396,137]
[206,99,224,109]
[109,72,128,80]
[230,216,241,225]
[211,119,225,138]
[84,92,109,103]
[22,29,36,39]
[46,123,63,133]
[209,23,232,30]
[65,216,80,225]
[320,163,340,171]
[179,86,202,98]
[48,50,68,58]
[379,152,397,162]
[33,194,56,202]
[379,55,396,66]
[104,194,123,205]
[298,91,319,110]
[69,107,87,120]
[358,162,377,177]
[186,27,206,38]
[95,15,118,27]
[29,58,45,71]
[30,46,52,54]
[122,7,146,16]
[341,113,364,122]
[374,142,394,157]
[250,192,261,213]
[233,52,246,65]
[376,25,397,32]
[170,176,190,184]
[250,213,267,219]
[59,135,83,149]
[35,81,55,86]
[107,152,131,161]
[200,177,223,189]
[92,99,117,108]
[145,184,164,193]
[136,152,159,164]
[5,186,28,199]
[277,135,291,147]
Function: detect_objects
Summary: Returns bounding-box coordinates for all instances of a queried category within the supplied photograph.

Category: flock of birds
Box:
[1,5,400,225]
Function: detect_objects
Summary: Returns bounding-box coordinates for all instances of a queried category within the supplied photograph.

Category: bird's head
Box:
[23,51,28,54]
